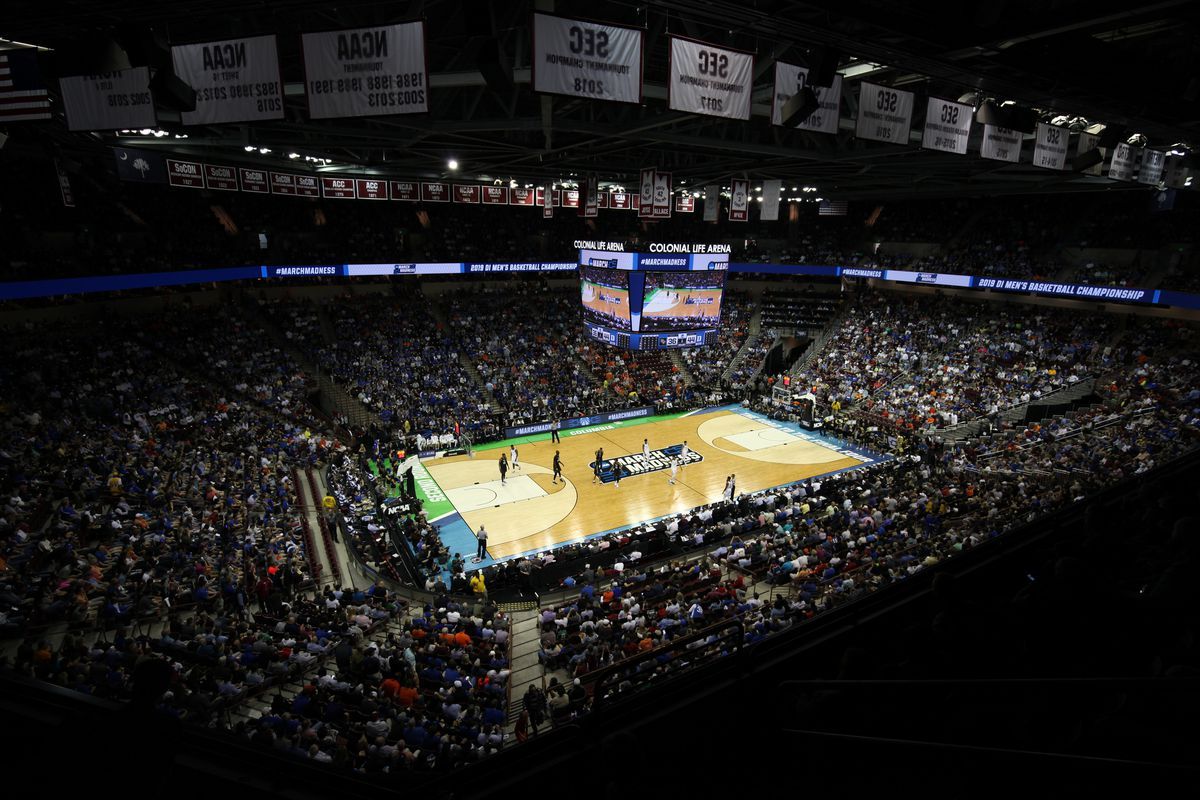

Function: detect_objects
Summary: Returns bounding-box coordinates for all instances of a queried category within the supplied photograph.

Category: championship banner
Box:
[675,195,695,213]
[582,176,599,218]
[356,178,387,199]
[321,176,357,198]
[294,175,319,197]
[562,189,580,208]
[239,167,269,193]
[171,35,283,125]
[770,63,842,134]
[729,179,749,222]
[166,159,204,188]
[302,22,428,119]
[390,181,419,201]
[855,82,913,144]
[453,184,481,203]
[421,182,450,202]
[652,171,671,218]
[979,124,1022,163]
[921,97,972,155]
[531,12,643,104]
[482,186,509,205]
[204,164,239,191]
[610,191,633,210]
[703,184,719,222]
[597,190,609,209]
[270,172,298,195]
[1075,131,1105,175]
[542,182,554,219]
[536,187,561,206]
[1137,149,1165,185]
[60,68,155,131]
[54,159,75,207]
[761,179,781,221]
[668,37,754,121]
[510,187,536,206]
[639,167,655,218]
[1033,122,1069,171]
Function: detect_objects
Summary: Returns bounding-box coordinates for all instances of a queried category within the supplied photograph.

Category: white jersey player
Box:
[642,438,650,459]
[668,458,679,485]
[509,445,520,471]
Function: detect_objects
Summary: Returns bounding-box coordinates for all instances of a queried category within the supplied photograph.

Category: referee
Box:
[550,419,561,444]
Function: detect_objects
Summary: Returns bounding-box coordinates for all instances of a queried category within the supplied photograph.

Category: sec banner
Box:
[302,22,428,119]
[60,68,156,131]
[771,63,842,135]
[855,82,914,144]
[980,124,1021,163]
[532,13,643,104]
[172,35,284,125]
[921,97,973,155]
[668,37,753,121]
[1033,122,1069,171]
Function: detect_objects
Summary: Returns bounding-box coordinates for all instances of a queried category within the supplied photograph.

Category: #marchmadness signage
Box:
[592,445,704,481]
[504,406,655,439]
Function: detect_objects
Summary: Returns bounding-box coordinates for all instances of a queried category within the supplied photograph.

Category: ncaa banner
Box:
[172,35,283,125]
[639,167,655,218]
[921,97,972,155]
[729,179,749,222]
[668,37,754,121]
[1033,122,1069,170]
[1075,131,1104,176]
[532,13,643,104]
[61,68,156,131]
[1137,149,1165,185]
[771,63,841,134]
[652,171,671,218]
[979,124,1021,163]
[302,22,428,119]
[855,82,913,144]
[761,179,781,221]
[703,184,720,222]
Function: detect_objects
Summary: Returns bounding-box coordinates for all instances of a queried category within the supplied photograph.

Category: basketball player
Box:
[499,453,508,485]
[680,440,690,461]
[642,438,650,460]
[552,451,563,484]
[510,445,520,472]
[593,446,604,484]
[722,475,733,503]
[668,457,679,485]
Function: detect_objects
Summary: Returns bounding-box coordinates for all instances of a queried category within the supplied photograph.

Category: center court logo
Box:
[591,446,703,481]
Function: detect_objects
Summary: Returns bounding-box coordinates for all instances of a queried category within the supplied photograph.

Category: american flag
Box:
[0,49,52,122]
[818,200,848,216]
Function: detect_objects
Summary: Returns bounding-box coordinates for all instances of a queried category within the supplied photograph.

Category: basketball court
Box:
[417,405,888,563]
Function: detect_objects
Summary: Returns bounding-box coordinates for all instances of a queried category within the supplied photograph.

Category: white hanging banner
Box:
[302,22,428,119]
[652,171,671,218]
[531,13,643,104]
[1137,149,1165,185]
[703,184,720,222]
[172,35,284,125]
[668,37,754,121]
[979,124,1022,163]
[60,68,156,131]
[582,175,599,218]
[729,179,749,222]
[770,62,841,135]
[542,182,554,219]
[854,82,914,144]
[639,167,655,218]
[921,97,973,155]
[761,179,781,221]
[1033,122,1069,170]
[1074,131,1104,175]
[1108,142,1137,181]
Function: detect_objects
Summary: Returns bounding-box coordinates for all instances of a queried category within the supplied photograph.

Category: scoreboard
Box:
[577,241,729,350]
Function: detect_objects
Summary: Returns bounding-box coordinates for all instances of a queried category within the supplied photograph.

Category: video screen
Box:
[580,266,631,330]
[641,270,725,331]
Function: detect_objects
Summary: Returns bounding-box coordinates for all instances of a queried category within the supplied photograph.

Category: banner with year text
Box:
[302,22,428,119]
[532,12,643,104]
[668,37,753,121]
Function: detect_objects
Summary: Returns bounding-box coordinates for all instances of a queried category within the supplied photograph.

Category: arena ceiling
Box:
[3,0,1198,200]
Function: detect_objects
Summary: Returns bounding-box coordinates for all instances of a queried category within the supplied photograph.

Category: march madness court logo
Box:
[590,444,703,482]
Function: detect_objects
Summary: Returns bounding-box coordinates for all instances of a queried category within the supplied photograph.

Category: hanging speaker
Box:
[780,86,819,127]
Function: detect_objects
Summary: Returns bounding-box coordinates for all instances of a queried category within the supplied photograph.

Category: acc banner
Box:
[921,97,972,155]
[855,82,914,144]
[302,22,428,119]
[1137,149,1165,185]
[1033,122,1069,170]
[532,13,643,104]
[668,37,754,121]
[979,124,1021,163]
[60,68,156,131]
[172,35,283,125]
[771,63,842,135]
[729,179,749,222]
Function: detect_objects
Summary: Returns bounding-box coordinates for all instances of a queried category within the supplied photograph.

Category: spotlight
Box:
[447,159,459,171]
